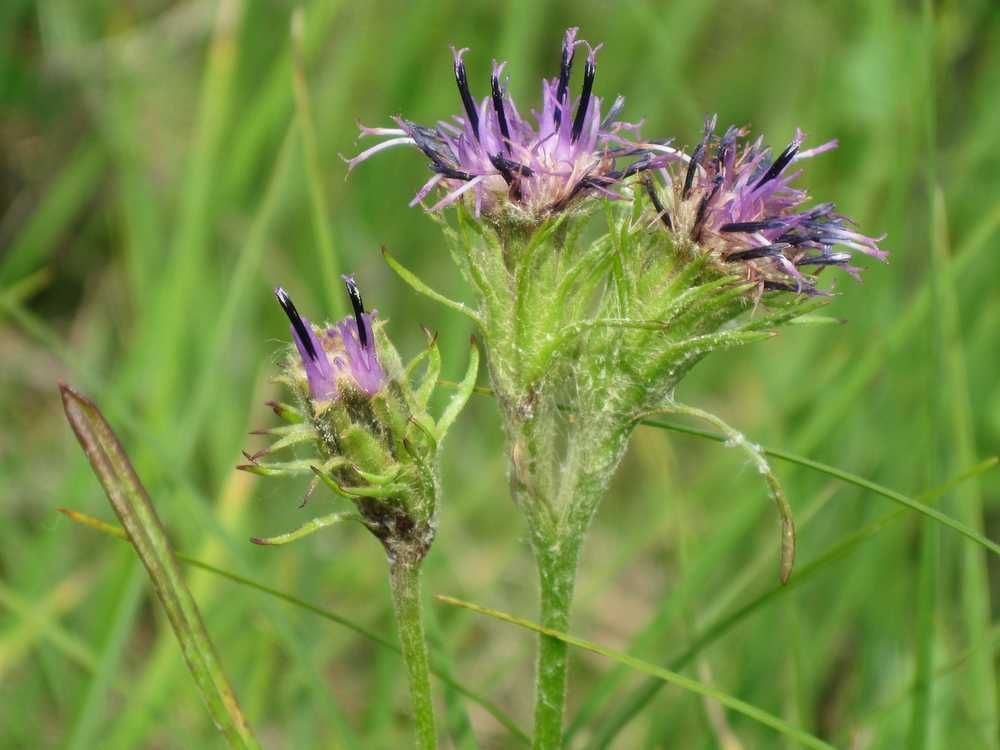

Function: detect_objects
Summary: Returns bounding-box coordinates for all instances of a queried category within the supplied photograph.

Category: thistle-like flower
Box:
[346,27,672,220]
[245,275,478,747]
[647,117,887,296]
[240,274,478,563]
[347,30,889,746]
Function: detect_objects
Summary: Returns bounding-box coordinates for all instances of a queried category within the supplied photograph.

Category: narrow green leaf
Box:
[60,385,260,750]
[435,595,836,750]
[643,402,795,583]
[413,332,443,410]
[250,511,362,546]
[785,314,845,327]
[236,457,324,476]
[381,245,482,325]
[435,337,480,439]
[641,418,1000,557]
[438,380,1000,557]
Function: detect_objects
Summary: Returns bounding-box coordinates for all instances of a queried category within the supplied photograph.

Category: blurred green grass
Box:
[2,1,999,748]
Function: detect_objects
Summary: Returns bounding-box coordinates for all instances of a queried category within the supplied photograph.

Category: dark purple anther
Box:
[762,280,803,292]
[753,137,800,190]
[452,47,480,141]
[342,274,368,349]
[726,244,788,262]
[683,116,717,200]
[491,70,511,152]
[276,287,318,362]
[275,279,387,400]
[571,51,596,143]
[796,252,852,267]
[720,219,787,233]
[692,174,723,239]
[644,177,672,230]
[553,27,577,128]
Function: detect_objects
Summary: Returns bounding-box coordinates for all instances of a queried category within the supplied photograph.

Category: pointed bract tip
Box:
[58,381,87,405]
[419,325,439,346]
[250,537,272,546]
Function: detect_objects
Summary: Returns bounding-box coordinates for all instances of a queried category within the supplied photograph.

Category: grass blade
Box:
[0,139,105,286]
[436,595,836,750]
[290,7,343,316]
[59,385,261,750]
[0,576,98,675]
[583,456,998,748]
[57,507,530,746]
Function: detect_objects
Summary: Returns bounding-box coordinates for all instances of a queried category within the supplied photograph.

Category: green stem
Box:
[389,556,437,750]
[531,532,583,750]
[516,419,627,749]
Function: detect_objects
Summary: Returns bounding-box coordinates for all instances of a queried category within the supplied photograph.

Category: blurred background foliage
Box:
[2,0,999,748]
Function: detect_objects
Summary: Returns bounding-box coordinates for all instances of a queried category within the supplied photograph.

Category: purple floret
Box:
[346,28,678,217]
[274,277,387,401]
[653,119,886,295]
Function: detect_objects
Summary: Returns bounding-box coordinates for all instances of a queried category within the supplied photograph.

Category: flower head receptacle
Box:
[240,275,479,564]
[346,27,674,224]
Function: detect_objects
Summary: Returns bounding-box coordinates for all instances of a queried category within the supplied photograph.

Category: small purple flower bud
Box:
[275,277,387,401]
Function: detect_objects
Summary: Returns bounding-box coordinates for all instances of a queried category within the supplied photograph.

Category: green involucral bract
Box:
[405,188,816,560]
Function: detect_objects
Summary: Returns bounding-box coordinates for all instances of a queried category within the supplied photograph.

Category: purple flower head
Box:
[275,276,386,401]
[345,28,674,218]
[651,117,887,296]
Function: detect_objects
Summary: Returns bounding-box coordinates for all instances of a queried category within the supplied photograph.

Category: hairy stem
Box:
[389,556,437,750]
[513,417,628,749]
[531,531,583,749]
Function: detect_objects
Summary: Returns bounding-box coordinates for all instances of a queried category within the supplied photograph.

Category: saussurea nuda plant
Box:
[349,27,886,748]
[241,274,479,749]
